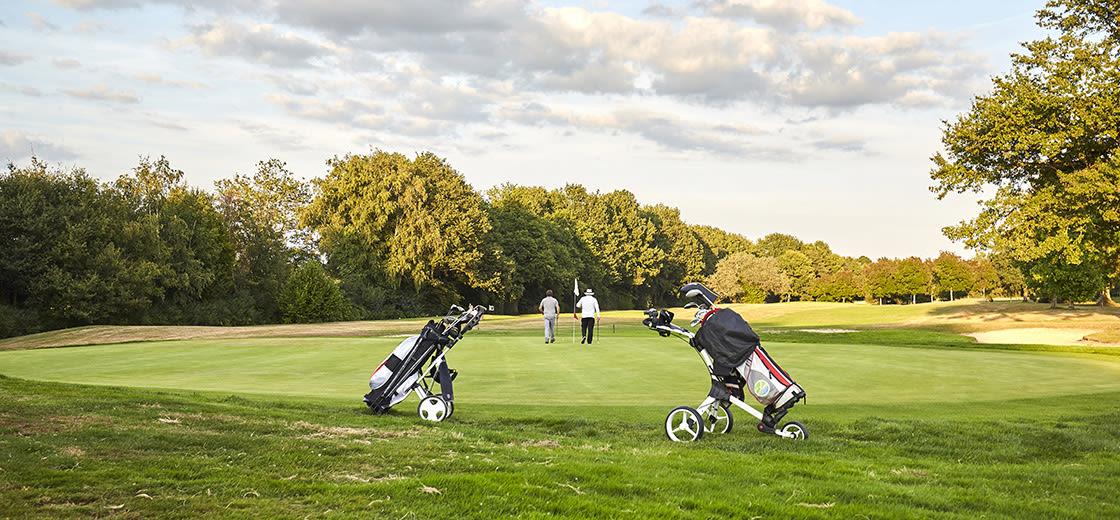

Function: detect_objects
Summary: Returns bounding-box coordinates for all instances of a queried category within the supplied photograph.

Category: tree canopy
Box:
[930,0,1120,306]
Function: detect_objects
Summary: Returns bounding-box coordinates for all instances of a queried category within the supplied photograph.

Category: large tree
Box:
[303,151,493,317]
[932,252,973,301]
[863,258,899,305]
[552,185,664,308]
[930,0,1120,305]
[215,159,311,322]
[895,257,931,304]
[480,189,586,314]
[777,250,813,301]
[707,252,790,303]
[691,224,754,274]
[642,204,707,307]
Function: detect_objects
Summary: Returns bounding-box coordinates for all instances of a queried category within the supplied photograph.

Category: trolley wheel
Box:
[417,396,450,422]
[780,421,808,440]
[702,404,733,434]
[446,400,455,419]
[665,406,704,442]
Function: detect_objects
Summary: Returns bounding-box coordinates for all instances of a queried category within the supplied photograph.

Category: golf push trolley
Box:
[643,283,807,442]
[363,304,490,422]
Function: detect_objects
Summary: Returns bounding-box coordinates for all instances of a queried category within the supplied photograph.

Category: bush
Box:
[278,262,351,323]
[0,304,39,339]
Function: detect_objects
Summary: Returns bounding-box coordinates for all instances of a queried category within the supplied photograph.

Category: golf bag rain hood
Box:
[693,308,760,375]
[694,308,804,410]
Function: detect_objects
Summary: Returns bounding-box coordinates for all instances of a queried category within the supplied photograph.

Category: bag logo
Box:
[753,380,770,397]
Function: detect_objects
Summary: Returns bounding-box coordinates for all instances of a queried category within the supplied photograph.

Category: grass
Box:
[2,302,1120,518]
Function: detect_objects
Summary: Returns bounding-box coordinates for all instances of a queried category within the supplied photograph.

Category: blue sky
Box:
[1,0,1050,259]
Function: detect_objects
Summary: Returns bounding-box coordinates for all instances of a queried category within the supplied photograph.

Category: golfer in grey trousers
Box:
[539,289,559,343]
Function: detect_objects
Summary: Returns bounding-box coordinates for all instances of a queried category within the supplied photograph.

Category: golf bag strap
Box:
[437,359,454,402]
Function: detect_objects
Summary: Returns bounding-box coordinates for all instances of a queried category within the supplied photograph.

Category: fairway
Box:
[3,330,1120,415]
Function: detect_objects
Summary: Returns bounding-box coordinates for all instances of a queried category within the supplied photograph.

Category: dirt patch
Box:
[1,414,113,436]
[965,328,1101,346]
[291,420,420,439]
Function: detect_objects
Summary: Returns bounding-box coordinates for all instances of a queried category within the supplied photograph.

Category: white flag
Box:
[574,278,579,296]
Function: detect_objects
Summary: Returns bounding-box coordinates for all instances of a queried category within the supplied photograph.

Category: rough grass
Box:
[2,375,1118,519]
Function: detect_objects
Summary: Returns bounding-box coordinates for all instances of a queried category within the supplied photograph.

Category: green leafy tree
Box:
[1023,250,1104,308]
[932,252,973,301]
[691,225,754,274]
[777,250,813,301]
[969,256,1001,301]
[863,258,899,305]
[831,271,862,303]
[552,185,664,309]
[215,159,311,323]
[280,261,350,323]
[707,252,789,303]
[895,257,931,304]
[479,193,584,314]
[802,241,844,277]
[809,271,861,302]
[642,204,707,306]
[991,251,1028,300]
[1,159,147,332]
[303,151,492,317]
[114,156,236,324]
[930,0,1120,306]
[756,233,805,257]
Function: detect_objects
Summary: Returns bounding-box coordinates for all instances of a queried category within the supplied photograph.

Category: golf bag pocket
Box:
[741,346,798,407]
[368,335,422,408]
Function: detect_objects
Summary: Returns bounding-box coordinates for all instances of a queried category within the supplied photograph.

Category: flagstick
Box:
[572,281,577,344]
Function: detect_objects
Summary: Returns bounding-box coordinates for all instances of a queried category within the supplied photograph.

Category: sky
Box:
[1,0,1052,260]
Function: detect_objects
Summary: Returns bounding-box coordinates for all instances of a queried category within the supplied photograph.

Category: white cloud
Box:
[498,103,785,158]
[170,18,334,69]
[0,50,33,66]
[53,58,81,69]
[262,93,384,127]
[132,72,209,89]
[75,18,116,33]
[62,83,141,103]
[269,0,527,38]
[695,0,863,32]
[25,12,60,32]
[1,131,80,161]
[47,0,141,9]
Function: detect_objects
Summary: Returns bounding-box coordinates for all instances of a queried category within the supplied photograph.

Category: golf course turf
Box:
[2,303,1118,518]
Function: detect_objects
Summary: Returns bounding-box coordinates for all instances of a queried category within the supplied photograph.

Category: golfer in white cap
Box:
[575,288,600,344]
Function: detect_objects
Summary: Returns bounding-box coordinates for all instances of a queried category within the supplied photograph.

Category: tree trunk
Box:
[1050,292,1058,309]
[950,288,954,301]
[1101,286,1117,307]
[912,293,916,305]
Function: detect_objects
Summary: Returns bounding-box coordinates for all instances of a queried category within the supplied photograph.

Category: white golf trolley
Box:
[363,304,490,422]
[643,283,807,442]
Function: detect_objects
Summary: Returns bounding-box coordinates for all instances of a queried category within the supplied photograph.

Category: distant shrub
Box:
[278,261,350,323]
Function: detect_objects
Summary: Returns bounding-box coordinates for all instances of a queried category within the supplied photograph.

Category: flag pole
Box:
[572,278,578,344]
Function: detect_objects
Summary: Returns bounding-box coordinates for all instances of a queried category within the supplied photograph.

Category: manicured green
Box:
[2,317,1119,518]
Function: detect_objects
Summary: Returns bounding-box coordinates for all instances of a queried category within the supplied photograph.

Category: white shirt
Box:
[576,295,600,319]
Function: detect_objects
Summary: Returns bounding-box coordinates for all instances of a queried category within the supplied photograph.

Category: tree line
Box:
[4,149,1090,340]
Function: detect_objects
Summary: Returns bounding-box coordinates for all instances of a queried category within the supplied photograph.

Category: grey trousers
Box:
[543,315,557,341]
